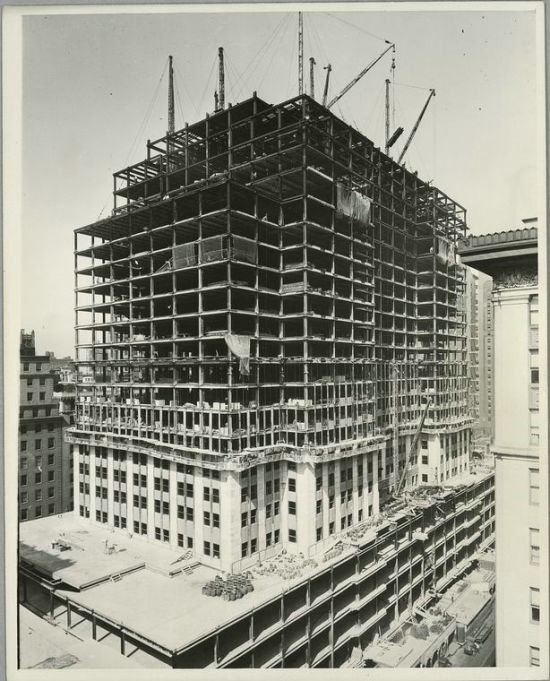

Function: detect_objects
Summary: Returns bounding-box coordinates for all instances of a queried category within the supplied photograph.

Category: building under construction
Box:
[69,87,472,568]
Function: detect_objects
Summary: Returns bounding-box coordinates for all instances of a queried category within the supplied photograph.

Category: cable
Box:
[123,57,169,168]
[325,11,392,44]
[196,54,218,117]
[231,13,291,102]
[394,82,432,91]
[173,62,200,120]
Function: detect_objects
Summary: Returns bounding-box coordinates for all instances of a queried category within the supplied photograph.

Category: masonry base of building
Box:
[19,468,494,669]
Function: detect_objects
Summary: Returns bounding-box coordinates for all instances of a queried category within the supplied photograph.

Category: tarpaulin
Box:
[200,236,225,263]
[436,237,456,263]
[336,183,372,224]
[232,236,257,264]
[224,334,251,376]
[173,242,197,268]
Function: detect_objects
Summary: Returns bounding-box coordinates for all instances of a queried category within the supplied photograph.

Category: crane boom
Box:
[322,64,332,107]
[395,396,432,497]
[327,43,394,109]
[397,88,435,164]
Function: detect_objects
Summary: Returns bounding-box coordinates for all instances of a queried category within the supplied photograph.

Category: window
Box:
[358,509,363,522]
[114,490,120,503]
[154,499,161,513]
[187,507,193,521]
[241,511,248,527]
[530,528,540,565]
[177,533,184,548]
[204,511,211,526]
[163,529,169,543]
[531,368,539,385]
[250,508,257,524]
[288,462,296,472]
[250,484,257,499]
[250,538,257,553]
[178,505,185,519]
[288,501,296,515]
[48,487,55,498]
[39,392,45,401]
[340,491,346,504]
[21,474,27,487]
[187,483,193,497]
[529,469,539,505]
[341,517,346,530]
[47,454,54,465]
[204,487,210,501]
[241,487,247,502]
[35,506,42,517]
[35,439,41,450]
[316,527,322,541]
[421,439,428,449]
[288,529,296,543]
[274,501,280,516]
[21,440,27,451]
[329,495,334,509]
[23,363,29,371]
[177,481,184,495]
[213,543,220,559]
[241,542,248,558]
[35,472,42,484]
[329,521,335,534]
[162,478,169,493]
[213,513,220,528]
[27,393,32,402]
[20,458,27,470]
[20,509,28,521]
[162,501,169,515]
[212,488,220,503]
[266,532,272,547]
[288,478,296,492]
[529,646,540,667]
[274,529,280,543]
[316,476,322,490]
[422,455,429,465]
[530,587,540,624]
[274,479,280,494]
[265,480,272,495]
[329,473,335,486]
[21,491,28,504]
[155,527,161,540]
[422,474,428,483]
[154,477,161,491]
[316,499,322,514]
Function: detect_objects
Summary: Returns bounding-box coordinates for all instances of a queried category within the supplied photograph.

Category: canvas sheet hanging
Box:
[224,334,251,376]
[173,242,197,268]
[336,183,372,224]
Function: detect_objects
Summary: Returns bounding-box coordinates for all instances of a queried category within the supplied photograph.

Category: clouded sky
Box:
[18,5,541,357]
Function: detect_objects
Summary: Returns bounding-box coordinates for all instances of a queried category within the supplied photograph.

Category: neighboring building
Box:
[460,221,545,669]
[479,275,494,442]
[464,266,493,443]
[19,331,73,521]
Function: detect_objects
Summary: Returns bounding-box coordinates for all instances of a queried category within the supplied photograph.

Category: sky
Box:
[18,5,541,357]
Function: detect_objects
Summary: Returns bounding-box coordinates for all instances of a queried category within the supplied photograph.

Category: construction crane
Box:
[322,64,332,107]
[309,57,316,99]
[327,42,394,110]
[397,88,436,164]
[394,396,432,497]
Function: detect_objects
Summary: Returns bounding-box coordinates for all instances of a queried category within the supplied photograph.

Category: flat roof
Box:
[20,513,184,589]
